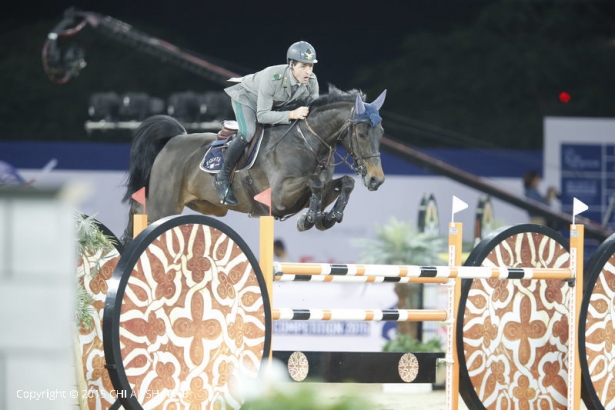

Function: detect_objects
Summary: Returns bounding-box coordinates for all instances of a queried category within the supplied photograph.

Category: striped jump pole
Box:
[274,262,573,281]
[272,308,448,322]
[275,274,449,284]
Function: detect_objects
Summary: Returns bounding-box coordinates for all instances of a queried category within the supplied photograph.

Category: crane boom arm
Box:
[43,8,240,85]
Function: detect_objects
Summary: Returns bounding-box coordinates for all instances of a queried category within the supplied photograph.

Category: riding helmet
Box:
[287,41,318,64]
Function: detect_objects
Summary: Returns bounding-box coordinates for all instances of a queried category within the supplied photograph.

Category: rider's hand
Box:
[289,106,309,120]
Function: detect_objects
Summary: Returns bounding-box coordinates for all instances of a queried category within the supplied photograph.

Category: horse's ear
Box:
[371,89,387,111]
[355,94,366,115]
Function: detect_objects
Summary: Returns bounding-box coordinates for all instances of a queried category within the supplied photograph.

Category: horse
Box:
[121,85,387,243]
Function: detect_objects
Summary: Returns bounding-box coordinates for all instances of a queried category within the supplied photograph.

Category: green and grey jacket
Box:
[224,64,319,125]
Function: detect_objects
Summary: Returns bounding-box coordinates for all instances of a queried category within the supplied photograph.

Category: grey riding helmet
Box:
[287,41,318,64]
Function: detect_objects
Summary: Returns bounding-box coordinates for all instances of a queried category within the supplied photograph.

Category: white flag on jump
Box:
[572,198,588,216]
[451,195,468,222]
[572,198,588,225]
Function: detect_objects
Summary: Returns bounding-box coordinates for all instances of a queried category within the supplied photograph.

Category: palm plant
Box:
[355,217,446,266]
[353,217,446,345]
[74,211,115,330]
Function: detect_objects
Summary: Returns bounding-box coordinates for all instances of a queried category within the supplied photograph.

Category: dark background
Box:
[2,0,615,149]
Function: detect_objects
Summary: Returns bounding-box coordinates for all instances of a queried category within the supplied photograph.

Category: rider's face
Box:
[290,62,314,84]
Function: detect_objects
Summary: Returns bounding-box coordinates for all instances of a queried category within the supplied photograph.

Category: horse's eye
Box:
[355,125,368,138]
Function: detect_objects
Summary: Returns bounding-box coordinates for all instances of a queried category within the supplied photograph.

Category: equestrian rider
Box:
[214,40,320,205]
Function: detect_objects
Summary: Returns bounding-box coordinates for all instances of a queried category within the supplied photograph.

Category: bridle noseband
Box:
[344,114,382,178]
[300,108,381,177]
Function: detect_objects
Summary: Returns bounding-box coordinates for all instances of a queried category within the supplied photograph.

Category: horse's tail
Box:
[122,115,187,202]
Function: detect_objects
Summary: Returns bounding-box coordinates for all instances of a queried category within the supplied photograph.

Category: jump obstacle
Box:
[257,210,584,410]
[74,197,615,410]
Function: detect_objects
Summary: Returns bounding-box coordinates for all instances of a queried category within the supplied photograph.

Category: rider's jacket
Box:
[224,64,319,125]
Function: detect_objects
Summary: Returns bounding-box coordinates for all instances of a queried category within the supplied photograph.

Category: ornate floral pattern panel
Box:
[580,234,615,410]
[104,215,271,410]
[458,226,570,410]
[77,246,122,410]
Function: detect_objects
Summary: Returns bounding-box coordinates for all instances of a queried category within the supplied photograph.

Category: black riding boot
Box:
[213,134,248,205]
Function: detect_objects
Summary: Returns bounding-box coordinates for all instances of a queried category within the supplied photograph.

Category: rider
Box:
[214,40,320,205]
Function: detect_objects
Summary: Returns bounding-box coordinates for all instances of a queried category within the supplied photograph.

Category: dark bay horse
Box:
[122,86,387,242]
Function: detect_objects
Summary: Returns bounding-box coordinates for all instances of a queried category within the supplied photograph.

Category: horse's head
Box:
[342,90,387,191]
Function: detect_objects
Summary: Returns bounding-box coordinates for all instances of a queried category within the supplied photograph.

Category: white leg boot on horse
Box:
[213,134,248,205]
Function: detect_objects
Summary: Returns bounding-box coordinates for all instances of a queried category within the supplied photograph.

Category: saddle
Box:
[200,120,264,173]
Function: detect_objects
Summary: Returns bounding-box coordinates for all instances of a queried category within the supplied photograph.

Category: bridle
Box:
[298,107,381,177]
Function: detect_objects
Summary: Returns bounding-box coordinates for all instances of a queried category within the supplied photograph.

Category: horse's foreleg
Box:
[297,175,323,232]
[316,176,355,231]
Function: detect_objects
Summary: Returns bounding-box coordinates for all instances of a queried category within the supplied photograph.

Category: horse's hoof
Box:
[316,211,343,231]
[316,219,335,231]
[297,214,314,232]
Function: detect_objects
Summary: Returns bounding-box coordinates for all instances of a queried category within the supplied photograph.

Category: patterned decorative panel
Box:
[580,234,615,410]
[77,246,121,410]
[104,215,271,410]
[288,352,309,382]
[398,353,419,382]
[457,225,571,410]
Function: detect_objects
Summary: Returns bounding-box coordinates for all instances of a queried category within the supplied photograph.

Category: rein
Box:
[265,120,300,153]
[298,119,341,171]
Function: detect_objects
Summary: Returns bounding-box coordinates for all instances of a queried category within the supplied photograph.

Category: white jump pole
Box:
[275,275,449,284]
[274,263,573,280]
[271,308,448,322]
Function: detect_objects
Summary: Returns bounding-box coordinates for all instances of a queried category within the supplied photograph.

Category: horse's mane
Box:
[310,85,366,110]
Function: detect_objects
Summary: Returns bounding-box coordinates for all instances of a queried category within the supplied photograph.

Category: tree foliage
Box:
[355,1,615,149]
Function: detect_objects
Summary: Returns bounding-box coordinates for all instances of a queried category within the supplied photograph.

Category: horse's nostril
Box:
[369,177,381,189]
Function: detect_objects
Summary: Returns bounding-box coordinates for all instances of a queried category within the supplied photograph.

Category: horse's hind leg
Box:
[121,187,182,245]
[146,153,188,224]
[121,200,142,245]
[147,186,184,225]
[316,175,355,231]
[296,175,323,232]
[120,209,134,246]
